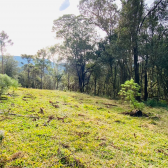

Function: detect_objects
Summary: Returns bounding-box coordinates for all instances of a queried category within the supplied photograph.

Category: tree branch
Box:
[138,0,163,33]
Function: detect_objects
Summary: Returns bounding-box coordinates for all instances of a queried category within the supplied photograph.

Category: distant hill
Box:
[13,56,33,67]
[13,56,65,72]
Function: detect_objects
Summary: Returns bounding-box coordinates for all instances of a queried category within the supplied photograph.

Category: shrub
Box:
[145,98,167,108]
[118,79,144,110]
[0,74,19,98]
[145,98,157,107]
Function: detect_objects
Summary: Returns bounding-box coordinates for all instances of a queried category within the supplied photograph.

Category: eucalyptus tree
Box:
[138,5,160,100]
[119,0,167,100]
[79,0,119,38]
[0,31,13,74]
[48,45,64,90]
[53,14,97,92]
[119,0,144,88]
[78,0,168,100]
[137,0,168,100]
[35,49,51,89]
[21,54,34,88]
[94,35,121,97]
[147,24,168,99]
[79,0,130,97]
[79,0,119,76]
[31,65,41,88]
[147,0,168,99]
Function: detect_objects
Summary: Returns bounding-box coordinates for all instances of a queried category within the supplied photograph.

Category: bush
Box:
[145,98,167,108]
[118,79,144,110]
[0,74,19,98]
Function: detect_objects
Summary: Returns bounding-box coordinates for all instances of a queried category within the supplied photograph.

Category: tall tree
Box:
[120,0,144,87]
[35,49,50,89]
[138,0,168,100]
[21,54,34,88]
[0,31,13,74]
[48,45,63,90]
[79,0,119,37]
[53,15,97,92]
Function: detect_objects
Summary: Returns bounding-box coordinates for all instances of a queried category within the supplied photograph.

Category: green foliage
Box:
[0,74,19,97]
[119,79,144,110]
[145,98,167,108]
[3,55,19,78]
[53,14,97,92]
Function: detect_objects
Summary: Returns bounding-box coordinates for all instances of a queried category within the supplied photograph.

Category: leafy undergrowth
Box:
[0,88,168,167]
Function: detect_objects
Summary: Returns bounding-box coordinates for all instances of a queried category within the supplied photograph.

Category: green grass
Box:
[0,88,168,167]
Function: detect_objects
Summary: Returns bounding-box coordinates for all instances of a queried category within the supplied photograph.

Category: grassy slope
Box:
[0,88,168,168]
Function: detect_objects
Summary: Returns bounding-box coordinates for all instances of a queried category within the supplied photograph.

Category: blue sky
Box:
[60,0,70,11]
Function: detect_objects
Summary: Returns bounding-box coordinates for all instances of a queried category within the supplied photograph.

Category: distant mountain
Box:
[13,56,65,72]
[13,56,34,67]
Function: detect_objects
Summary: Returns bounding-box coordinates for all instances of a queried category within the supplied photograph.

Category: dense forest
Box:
[0,0,168,101]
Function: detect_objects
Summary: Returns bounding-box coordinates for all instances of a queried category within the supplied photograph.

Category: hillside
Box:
[0,88,168,167]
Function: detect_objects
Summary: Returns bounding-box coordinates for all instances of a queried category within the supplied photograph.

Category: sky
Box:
[0,0,79,56]
[0,0,153,56]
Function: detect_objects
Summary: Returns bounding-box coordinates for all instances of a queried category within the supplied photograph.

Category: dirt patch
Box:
[10,152,23,161]
[57,116,67,122]
[115,120,125,124]
[49,101,60,108]
[156,149,168,156]
[111,142,120,150]
[78,114,85,117]
[47,115,55,123]
[75,131,90,138]
[103,103,117,106]
[38,108,44,114]
[22,94,36,100]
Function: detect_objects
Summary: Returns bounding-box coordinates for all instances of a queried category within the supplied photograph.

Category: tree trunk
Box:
[134,45,139,85]
[1,44,4,74]
[144,55,148,101]
[2,55,3,74]
[94,77,97,95]
[113,65,117,98]
[68,72,70,90]
[41,72,43,89]
[133,40,140,101]
[79,78,83,92]
[28,67,30,88]
[56,80,58,89]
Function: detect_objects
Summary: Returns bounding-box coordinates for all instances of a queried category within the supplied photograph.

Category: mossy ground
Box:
[0,88,168,167]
